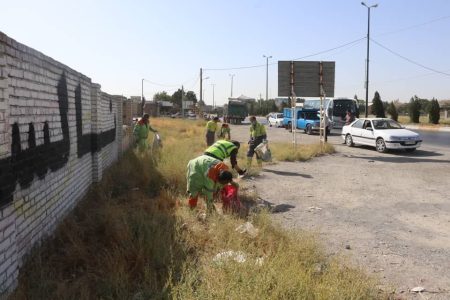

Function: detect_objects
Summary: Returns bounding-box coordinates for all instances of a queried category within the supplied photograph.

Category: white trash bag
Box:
[152,133,163,150]
[254,140,272,162]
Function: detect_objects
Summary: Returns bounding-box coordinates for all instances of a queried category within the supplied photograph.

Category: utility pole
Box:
[229,74,235,98]
[199,68,203,104]
[141,78,144,116]
[181,85,184,118]
[361,2,378,117]
[211,83,215,109]
[263,55,272,101]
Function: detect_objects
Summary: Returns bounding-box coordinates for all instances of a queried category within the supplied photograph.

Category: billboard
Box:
[278,61,335,97]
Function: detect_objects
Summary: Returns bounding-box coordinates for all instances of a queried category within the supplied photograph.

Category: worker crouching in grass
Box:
[217,123,231,140]
[186,155,236,213]
[247,116,267,168]
[204,140,246,176]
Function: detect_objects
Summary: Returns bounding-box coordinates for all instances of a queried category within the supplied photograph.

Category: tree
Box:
[418,98,430,114]
[185,91,197,104]
[386,101,398,121]
[371,91,385,118]
[428,98,440,124]
[409,95,421,123]
[171,89,185,108]
[153,91,172,102]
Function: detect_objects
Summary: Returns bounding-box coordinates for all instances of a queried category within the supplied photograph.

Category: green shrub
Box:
[387,101,398,121]
[428,98,440,124]
[371,91,385,118]
[409,96,421,123]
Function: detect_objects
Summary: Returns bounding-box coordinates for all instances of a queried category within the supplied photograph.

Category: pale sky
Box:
[2,0,449,106]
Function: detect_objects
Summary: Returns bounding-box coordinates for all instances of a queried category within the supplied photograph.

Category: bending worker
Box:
[205,116,220,146]
[247,116,267,168]
[133,113,158,152]
[186,155,234,212]
[204,140,246,175]
[218,123,231,140]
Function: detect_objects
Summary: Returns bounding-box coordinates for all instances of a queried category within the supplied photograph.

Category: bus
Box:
[303,98,359,129]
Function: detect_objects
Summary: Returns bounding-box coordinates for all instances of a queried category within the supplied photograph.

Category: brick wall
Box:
[0,31,126,294]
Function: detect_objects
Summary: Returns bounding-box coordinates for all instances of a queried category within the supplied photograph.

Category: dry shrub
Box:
[170,212,380,299]
[270,142,335,162]
[12,150,185,300]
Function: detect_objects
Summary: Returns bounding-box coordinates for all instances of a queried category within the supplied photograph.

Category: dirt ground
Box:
[230,122,450,300]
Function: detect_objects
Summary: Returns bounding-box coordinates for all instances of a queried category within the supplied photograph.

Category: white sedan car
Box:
[341,118,422,153]
[268,113,284,127]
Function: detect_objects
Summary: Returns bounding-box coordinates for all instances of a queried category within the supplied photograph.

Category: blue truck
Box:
[282,107,330,135]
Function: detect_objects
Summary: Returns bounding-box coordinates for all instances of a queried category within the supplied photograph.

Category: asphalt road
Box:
[231,122,450,298]
[411,129,450,148]
[241,116,450,150]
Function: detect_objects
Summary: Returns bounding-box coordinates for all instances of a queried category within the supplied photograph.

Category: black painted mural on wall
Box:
[0,73,116,207]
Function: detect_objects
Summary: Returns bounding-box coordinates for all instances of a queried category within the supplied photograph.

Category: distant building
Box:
[439,99,450,119]
[228,95,256,103]
[122,97,142,125]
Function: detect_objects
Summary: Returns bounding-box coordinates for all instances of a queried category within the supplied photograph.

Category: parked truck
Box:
[283,107,330,135]
[224,100,248,124]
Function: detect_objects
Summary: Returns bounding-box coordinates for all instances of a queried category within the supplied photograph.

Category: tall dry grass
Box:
[170,211,380,299]
[12,118,382,299]
[270,142,335,162]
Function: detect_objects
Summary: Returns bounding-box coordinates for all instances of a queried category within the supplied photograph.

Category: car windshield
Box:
[276,113,283,119]
[372,119,403,129]
[333,100,355,116]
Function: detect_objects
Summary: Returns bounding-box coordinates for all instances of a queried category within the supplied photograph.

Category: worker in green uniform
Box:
[204,140,246,175]
[186,155,234,212]
[218,123,231,140]
[247,116,267,168]
[133,113,158,152]
[205,116,220,146]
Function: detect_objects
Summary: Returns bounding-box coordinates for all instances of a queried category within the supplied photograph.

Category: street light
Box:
[210,83,215,108]
[229,74,235,98]
[361,2,378,117]
[201,77,210,103]
[263,55,272,101]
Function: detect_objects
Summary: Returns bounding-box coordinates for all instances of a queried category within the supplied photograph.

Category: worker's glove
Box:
[238,169,246,176]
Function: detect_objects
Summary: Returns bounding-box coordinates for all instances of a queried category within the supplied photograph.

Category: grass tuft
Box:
[270,142,335,162]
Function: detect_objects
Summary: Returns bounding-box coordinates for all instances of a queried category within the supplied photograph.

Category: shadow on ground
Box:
[263,168,313,178]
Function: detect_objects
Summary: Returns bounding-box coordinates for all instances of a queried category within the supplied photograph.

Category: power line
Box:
[290,37,365,61]
[203,37,365,71]
[143,75,197,87]
[376,15,450,37]
[371,38,450,77]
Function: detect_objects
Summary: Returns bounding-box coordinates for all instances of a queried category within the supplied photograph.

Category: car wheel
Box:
[345,134,354,147]
[376,138,387,153]
[306,124,312,135]
[269,122,272,127]
[287,122,292,132]
[405,148,416,153]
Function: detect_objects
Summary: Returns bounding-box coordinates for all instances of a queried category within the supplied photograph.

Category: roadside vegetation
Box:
[270,142,335,162]
[13,118,381,299]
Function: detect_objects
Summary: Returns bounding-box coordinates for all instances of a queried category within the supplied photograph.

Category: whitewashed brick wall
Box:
[0,31,125,294]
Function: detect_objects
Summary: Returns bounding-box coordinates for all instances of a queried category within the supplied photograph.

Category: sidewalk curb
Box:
[403,125,450,132]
